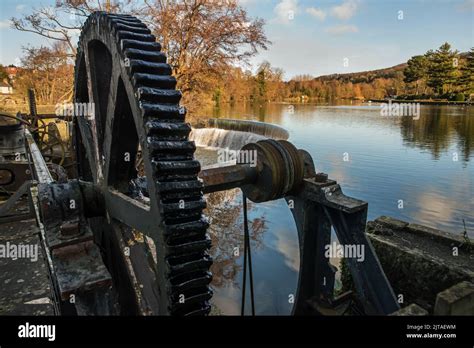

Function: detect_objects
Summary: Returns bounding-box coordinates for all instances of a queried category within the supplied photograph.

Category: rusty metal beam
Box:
[199,163,257,194]
[24,129,53,184]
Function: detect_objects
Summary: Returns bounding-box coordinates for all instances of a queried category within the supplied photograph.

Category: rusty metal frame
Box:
[22,130,115,315]
[199,164,400,315]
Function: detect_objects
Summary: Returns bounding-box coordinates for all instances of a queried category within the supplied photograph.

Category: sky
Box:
[0,0,473,80]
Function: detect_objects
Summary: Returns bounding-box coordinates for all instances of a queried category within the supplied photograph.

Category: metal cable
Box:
[241,191,255,316]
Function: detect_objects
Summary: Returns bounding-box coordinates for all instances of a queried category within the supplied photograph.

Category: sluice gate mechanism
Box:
[0,12,402,316]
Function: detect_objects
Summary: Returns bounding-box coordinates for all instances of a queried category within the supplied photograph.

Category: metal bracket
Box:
[289,178,400,315]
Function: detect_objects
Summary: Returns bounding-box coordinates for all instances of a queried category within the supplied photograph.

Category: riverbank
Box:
[363,216,473,315]
[368,99,472,106]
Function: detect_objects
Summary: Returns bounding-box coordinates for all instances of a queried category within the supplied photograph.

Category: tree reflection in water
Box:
[204,188,267,288]
[400,107,474,163]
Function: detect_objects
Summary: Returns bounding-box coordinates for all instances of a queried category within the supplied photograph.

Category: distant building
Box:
[0,81,13,94]
[5,66,18,80]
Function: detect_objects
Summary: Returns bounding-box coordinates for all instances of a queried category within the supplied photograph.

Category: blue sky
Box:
[0,0,473,79]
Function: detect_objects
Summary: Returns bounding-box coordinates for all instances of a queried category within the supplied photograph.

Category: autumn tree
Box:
[0,65,9,83]
[11,0,269,113]
[218,67,253,105]
[252,61,284,102]
[139,0,269,110]
[15,43,73,104]
[11,0,130,58]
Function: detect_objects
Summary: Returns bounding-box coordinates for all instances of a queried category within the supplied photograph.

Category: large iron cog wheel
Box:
[73,12,212,315]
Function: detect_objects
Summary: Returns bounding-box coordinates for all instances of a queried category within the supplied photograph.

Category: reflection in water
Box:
[205,189,266,289]
[204,188,300,315]
[212,102,474,164]
[274,231,300,272]
[204,102,473,235]
[197,102,473,315]
[400,107,474,162]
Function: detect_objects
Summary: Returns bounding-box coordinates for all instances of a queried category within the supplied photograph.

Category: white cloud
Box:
[306,7,326,21]
[16,4,26,12]
[325,25,358,35]
[0,20,11,29]
[331,0,359,20]
[275,231,300,272]
[274,0,299,24]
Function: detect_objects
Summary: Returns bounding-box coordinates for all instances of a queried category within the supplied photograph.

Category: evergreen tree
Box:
[256,61,273,102]
[426,43,459,95]
[458,47,474,93]
[403,55,427,95]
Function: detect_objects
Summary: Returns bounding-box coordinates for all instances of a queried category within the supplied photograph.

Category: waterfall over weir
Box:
[208,118,289,140]
[190,118,289,150]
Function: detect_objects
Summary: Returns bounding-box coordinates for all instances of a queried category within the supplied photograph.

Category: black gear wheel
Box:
[73,12,212,315]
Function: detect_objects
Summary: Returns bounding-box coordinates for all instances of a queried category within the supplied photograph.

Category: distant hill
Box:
[314,63,407,84]
[314,51,469,85]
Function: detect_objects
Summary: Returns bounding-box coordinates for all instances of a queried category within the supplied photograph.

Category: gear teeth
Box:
[170,290,213,315]
[140,103,183,117]
[164,218,209,239]
[182,304,211,316]
[171,290,213,307]
[140,103,185,120]
[116,30,156,42]
[167,253,212,274]
[161,190,202,202]
[145,121,191,137]
[106,13,140,20]
[165,228,206,245]
[156,173,198,182]
[133,73,177,89]
[121,40,162,52]
[168,237,209,251]
[137,88,182,103]
[129,60,172,75]
[162,200,206,224]
[109,18,148,28]
[167,236,211,255]
[152,160,200,175]
[124,48,167,63]
[163,198,206,213]
[170,271,213,293]
[157,180,203,193]
[152,160,201,182]
[164,208,203,223]
[147,140,195,159]
[114,23,151,34]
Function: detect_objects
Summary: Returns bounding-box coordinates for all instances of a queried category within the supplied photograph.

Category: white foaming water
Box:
[190,128,267,150]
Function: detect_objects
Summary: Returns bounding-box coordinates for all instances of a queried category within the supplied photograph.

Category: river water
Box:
[193,102,474,315]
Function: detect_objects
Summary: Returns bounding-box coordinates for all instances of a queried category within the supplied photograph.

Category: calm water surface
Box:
[196,102,474,315]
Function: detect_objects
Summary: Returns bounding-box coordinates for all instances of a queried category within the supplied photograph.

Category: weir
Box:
[208,118,289,139]
[190,118,289,150]
[190,128,266,150]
